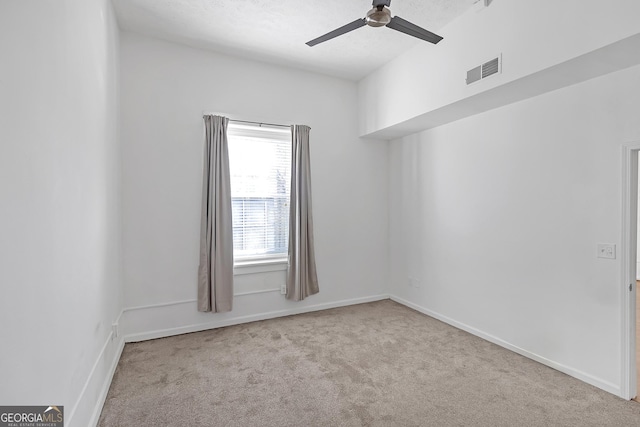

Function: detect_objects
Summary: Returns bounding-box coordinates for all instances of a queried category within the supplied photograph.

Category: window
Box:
[227,122,291,265]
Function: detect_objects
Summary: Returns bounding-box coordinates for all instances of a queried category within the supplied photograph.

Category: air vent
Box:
[482,57,499,78]
[466,55,502,85]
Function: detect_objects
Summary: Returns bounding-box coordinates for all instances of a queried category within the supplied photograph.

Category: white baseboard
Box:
[389,295,621,398]
[66,325,125,427]
[87,336,125,427]
[123,294,390,343]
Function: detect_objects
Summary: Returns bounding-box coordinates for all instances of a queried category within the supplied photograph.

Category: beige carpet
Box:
[98,300,640,426]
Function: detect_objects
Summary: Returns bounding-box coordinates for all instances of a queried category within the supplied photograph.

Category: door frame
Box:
[621,141,640,400]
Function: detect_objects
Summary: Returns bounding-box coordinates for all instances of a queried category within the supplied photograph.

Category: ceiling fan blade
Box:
[386,16,443,44]
[306,18,367,47]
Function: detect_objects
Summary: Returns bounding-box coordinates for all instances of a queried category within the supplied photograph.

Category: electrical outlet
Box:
[111,323,119,339]
[280,285,286,295]
[597,244,616,259]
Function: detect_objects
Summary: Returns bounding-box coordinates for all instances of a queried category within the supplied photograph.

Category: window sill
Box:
[233,258,288,276]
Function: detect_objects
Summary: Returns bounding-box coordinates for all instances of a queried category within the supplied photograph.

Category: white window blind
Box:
[227,122,291,263]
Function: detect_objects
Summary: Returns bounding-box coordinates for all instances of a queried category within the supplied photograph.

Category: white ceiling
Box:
[112,0,476,81]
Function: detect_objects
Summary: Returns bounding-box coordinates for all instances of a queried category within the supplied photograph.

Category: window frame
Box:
[227,122,291,272]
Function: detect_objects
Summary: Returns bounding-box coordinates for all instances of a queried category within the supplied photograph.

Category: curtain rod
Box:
[202,113,290,129]
[229,119,290,129]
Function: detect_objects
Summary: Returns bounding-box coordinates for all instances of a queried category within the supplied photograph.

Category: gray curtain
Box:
[198,115,234,312]
[286,125,319,301]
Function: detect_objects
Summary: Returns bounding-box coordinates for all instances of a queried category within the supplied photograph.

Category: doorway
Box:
[622,143,640,401]
[634,150,640,402]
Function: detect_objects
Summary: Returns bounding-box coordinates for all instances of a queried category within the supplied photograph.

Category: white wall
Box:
[388,64,640,395]
[0,1,123,426]
[358,0,640,139]
[119,32,389,339]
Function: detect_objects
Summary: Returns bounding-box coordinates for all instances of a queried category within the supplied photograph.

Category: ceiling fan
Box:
[306,0,443,47]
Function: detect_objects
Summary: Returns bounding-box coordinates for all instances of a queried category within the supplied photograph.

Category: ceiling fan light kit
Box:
[306,0,443,47]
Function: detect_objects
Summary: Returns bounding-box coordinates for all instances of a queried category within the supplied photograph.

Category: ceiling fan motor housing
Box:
[366,6,391,27]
